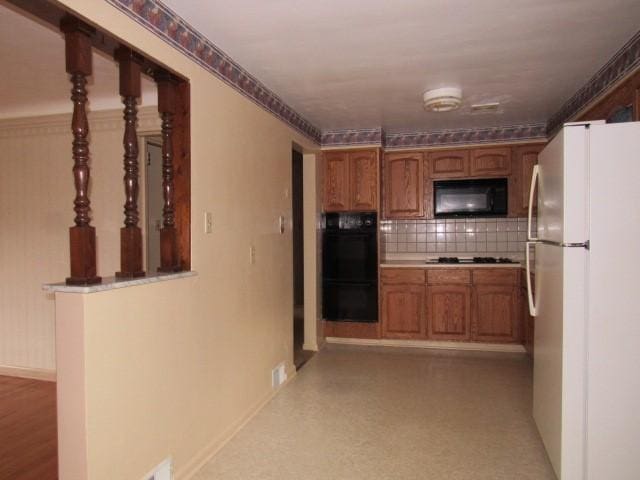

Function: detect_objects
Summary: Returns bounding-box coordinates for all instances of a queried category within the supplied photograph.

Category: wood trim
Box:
[325,337,526,353]
[0,365,57,382]
[174,81,191,270]
[323,320,380,339]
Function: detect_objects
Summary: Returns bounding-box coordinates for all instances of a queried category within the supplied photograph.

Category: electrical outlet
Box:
[204,212,213,234]
[249,245,256,265]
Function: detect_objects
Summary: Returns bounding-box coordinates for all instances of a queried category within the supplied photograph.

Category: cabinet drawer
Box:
[472,269,519,285]
[427,269,471,285]
[381,269,425,284]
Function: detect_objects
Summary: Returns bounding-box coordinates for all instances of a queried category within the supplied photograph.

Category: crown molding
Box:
[0,107,161,138]
[547,29,640,134]
[320,123,546,149]
[384,123,547,149]
[104,0,321,144]
[102,2,638,149]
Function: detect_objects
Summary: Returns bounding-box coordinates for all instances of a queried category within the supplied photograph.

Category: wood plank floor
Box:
[0,375,57,480]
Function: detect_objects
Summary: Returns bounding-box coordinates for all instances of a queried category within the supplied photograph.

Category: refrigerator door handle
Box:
[525,241,538,317]
[527,164,540,241]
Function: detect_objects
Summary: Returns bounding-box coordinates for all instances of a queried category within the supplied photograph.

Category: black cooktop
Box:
[427,257,517,264]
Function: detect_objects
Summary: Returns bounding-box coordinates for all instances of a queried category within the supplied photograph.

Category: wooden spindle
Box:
[61,17,101,285]
[156,72,180,272]
[115,47,145,278]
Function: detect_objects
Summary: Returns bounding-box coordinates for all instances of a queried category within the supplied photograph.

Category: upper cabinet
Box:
[470,147,512,176]
[323,152,350,212]
[350,150,378,211]
[323,149,378,212]
[513,145,543,217]
[383,152,424,218]
[428,149,469,178]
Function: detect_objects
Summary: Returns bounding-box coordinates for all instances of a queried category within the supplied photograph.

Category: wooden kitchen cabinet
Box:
[379,267,523,344]
[381,283,425,339]
[426,285,471,340]
[323,151,350,211]
[513,144,543,217]
[349,150,378,211]
[470,147,512,177]
[473,285,520,343]
[323,149,378,212]
[383,152,424,218]
[427,149,469,178]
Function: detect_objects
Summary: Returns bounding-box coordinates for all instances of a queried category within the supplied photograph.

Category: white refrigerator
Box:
[526,121,640,479]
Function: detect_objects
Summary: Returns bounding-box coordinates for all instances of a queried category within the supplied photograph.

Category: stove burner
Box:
[433,257,517,264]
[437,257,460,263]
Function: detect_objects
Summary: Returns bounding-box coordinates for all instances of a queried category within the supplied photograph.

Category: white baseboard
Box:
[302,342,319,351]
[176,367,297,480]
[0,364,57,382]
[325,337,526,353]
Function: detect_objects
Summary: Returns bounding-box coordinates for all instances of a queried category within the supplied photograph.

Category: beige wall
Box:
[0,109,159,372]
[50,0,320,478]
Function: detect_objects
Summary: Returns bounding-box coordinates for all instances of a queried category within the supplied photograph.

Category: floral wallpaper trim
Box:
[104,0,322,143]
[547,30,640,134]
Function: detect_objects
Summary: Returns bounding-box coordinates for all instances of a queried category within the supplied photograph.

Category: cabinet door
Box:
[428,149,469,178]
[514,145,543,216]
[383,153,424,218]
[349,150,378,211]
[470,147,512,177]
[381,284,425,339]
[473,285,519,343]
[323,152,350,212]
[426,285,471,341]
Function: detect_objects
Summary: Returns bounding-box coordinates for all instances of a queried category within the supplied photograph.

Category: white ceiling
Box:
[0,1,156,120]
[163,0,640,133]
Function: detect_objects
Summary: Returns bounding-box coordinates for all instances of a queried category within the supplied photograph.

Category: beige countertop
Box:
[380,260,522,269]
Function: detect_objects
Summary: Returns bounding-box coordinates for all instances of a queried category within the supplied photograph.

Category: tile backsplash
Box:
[380,217,535,259]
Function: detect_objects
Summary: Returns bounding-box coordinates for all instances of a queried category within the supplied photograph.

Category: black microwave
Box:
[433,178,508,217]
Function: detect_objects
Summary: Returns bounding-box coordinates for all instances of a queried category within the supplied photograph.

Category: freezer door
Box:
[537,125,588,244]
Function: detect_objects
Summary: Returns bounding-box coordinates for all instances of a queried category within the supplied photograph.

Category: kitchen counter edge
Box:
[380,261,522,269]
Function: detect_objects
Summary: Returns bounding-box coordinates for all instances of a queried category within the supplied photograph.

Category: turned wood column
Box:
[61,17,101,285]
[155,72,180,272]
[115,47,145,278]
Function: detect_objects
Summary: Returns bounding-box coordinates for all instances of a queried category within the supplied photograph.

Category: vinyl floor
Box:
[194,345,556,480]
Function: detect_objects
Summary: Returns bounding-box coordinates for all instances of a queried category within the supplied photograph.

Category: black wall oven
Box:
[322,212,378,322]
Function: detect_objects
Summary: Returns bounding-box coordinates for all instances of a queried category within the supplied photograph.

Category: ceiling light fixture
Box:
[423,87,462,112]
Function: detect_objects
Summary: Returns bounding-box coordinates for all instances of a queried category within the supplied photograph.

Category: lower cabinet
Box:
[472,285,519,343]
[381,284,425,338]
[380,267,523,344]
[426,285,471,341]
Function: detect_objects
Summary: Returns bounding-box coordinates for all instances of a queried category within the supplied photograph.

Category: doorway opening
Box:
[292,148,312,369]
[144,137,163,273]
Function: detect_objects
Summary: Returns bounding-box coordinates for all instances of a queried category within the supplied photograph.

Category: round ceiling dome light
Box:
[423,87,462,112]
